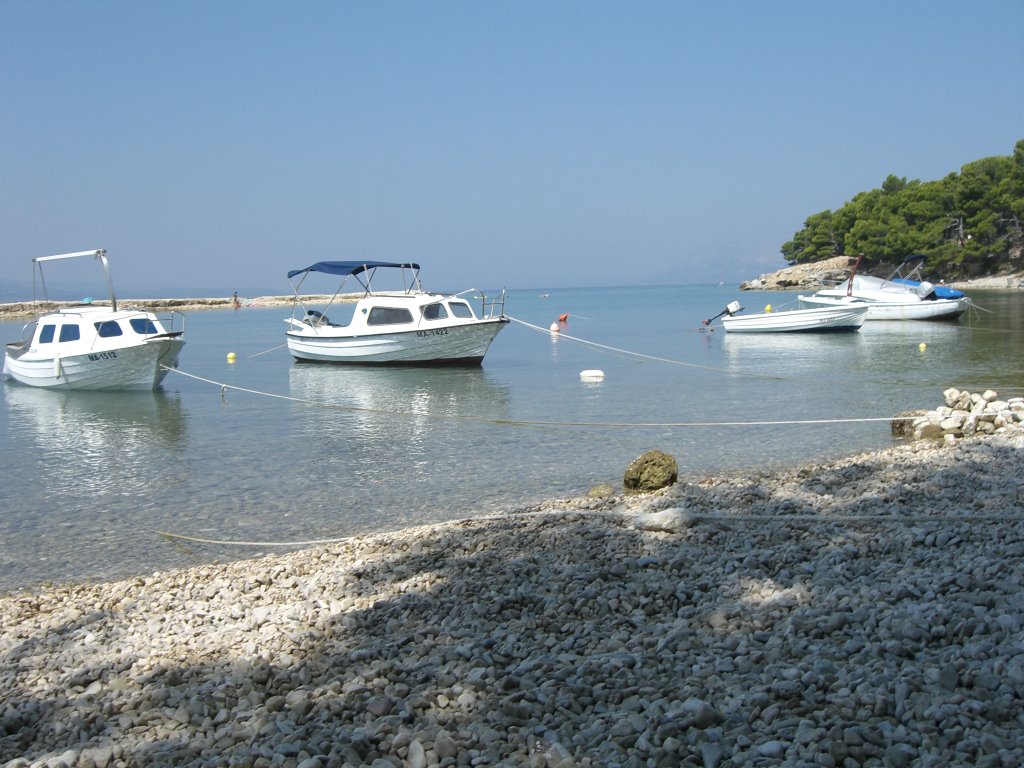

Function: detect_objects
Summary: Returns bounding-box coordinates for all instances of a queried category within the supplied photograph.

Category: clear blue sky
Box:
[2,1,1022,298]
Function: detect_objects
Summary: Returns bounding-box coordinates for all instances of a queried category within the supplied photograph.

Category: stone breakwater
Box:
[895,388,1024,443]
[0,297,340,321]
[3,435,1024,768]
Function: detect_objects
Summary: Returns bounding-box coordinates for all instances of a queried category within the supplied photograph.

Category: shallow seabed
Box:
[2,285,1022,593]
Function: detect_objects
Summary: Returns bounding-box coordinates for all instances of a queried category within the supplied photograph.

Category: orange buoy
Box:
[559,313,569,323]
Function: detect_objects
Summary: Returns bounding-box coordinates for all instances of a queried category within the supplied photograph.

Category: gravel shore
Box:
[3,429,1023,768]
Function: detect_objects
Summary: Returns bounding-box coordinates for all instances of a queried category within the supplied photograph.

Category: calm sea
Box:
[2,285,1023,594]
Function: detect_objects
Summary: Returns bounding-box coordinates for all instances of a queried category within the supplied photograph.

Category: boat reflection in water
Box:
[720,327,866,375]
[3,386,189,499]
[287,363,513,475]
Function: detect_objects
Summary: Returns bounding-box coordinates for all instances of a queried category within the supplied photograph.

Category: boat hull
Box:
[286,318,509,365]
[797,294,969,321]
[721,305,868,333]
[3,337,185,390]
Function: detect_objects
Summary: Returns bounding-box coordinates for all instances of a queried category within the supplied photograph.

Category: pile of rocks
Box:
[894,388,1024,443]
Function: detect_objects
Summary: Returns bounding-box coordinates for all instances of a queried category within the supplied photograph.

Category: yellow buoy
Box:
[764,304,772,313]
[227,352,237,363]
[918,343,927,352]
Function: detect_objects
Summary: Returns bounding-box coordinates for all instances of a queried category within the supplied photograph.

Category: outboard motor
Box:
[702,300,745,326]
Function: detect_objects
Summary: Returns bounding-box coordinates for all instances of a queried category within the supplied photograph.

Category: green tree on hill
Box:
[781,139,1024,278]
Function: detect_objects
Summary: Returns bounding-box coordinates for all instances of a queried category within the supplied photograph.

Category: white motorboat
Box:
[3,249,186,390]
[796,292,970,320]
[285,260,509,365]
[797,254,971,321]
[707,301,868,333]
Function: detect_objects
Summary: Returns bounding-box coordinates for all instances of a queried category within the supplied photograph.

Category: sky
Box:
[1,1,1022,299]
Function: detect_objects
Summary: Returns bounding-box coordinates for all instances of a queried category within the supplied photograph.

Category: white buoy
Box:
[549,322,560,332]
[580,369,605,381]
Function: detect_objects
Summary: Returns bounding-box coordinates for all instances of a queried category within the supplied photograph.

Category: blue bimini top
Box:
[287,261,420,280]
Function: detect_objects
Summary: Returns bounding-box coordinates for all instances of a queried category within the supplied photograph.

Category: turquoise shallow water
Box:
[2,285,1023,593]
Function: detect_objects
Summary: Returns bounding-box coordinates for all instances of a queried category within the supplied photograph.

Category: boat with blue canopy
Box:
[284,260,508,365]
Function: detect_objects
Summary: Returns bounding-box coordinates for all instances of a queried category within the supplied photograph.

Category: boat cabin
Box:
[9,306,178,359]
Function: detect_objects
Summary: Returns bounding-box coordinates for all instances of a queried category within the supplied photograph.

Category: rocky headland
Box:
[739,257,1024,292]
[2,390,1023,767]
[738,256,857,292]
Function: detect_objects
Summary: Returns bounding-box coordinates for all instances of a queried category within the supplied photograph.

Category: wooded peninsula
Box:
[781,139,1024,280]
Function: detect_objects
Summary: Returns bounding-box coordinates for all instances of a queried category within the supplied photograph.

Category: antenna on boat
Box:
[847,254,864,298]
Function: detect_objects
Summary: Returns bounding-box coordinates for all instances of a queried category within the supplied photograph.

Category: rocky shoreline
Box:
[739,257,1024,293]
[3,414,1023,767]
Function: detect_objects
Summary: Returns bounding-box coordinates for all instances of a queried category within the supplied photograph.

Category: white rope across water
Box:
[157,529,352,547]
[164,366,897,429]
[155,509,1024,549]
[507,315,790,378]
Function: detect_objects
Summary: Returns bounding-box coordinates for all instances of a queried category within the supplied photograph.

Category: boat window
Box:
[448,301,475,319]
[422,303,448,320]
[367,307,414,326]
[59,325,81,343]
[95,320,124,338]
[38,325,56,343]
[130,318,159,335]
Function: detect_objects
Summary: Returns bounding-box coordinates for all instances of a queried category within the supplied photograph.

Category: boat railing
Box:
[147,309,186,338]
[460,288,506,319]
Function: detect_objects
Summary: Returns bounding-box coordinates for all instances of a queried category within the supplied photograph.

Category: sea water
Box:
[2,285,1023,593]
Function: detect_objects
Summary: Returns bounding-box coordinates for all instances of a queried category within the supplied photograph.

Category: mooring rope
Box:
[157,530,352,547]
[245,343,286,358]
[155,508,1023,549]
[163,366,898,429]
[507,315,791,379]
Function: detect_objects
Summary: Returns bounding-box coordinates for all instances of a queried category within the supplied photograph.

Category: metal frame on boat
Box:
[284,261,509,365]
[2,249,186,390]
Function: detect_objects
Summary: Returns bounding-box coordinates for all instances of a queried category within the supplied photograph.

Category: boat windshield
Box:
[367,307,414,326]
[423,303,448,320]
[96,321,124,337]
[448,301,475,319]
[130,318,159,335]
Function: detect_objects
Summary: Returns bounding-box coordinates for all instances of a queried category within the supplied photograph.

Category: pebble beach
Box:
[3,420,1024,767]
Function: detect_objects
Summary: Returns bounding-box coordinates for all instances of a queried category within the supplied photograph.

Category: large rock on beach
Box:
[622,449,678,493]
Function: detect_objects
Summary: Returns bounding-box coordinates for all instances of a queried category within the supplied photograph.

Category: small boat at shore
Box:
[796,293,970,321]
[705,300,868,333]
[3,250,186,390]
[284,260,509,365]
[797,254,971,321]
